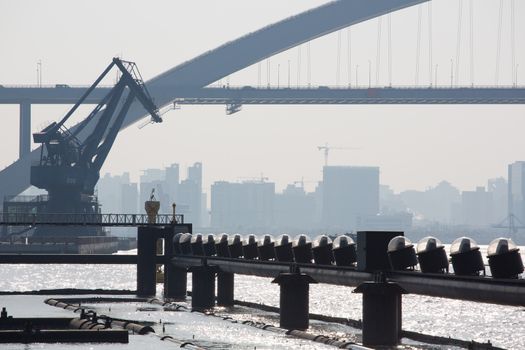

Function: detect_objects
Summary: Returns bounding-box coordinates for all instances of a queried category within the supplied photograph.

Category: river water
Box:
[0,248,523,349]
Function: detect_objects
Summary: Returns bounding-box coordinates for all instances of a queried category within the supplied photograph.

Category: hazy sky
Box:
[0,0,524,194]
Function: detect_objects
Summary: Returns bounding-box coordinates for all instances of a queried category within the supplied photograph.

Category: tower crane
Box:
[317,143,360,167]
[30,58,161,235]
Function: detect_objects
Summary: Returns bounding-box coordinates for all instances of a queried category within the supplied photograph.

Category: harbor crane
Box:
[317,143,360,167]
[30,58,161,233]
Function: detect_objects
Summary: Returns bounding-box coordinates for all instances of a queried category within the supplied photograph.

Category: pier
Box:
[1,218,523,347]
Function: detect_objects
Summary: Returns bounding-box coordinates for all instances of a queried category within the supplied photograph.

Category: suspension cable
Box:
[257,62,261,88]
[376,17,382,86]
[469,0,474,87]
[267,59,271,87]
[347,28,352,87]
[336,31,342,86]
[455,0,463,86]
[388,14,392,87]
[428,2,433,86]
[511,0,516,86]
[415,5,422,85]
[496,0,503,85]
[297,45,302,87]
[307,42,311,87]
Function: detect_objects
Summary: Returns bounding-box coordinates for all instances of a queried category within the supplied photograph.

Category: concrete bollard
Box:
[272,272,316,330]
[217,272,234,307]
[189,265,216,310]
[353,280,407,347]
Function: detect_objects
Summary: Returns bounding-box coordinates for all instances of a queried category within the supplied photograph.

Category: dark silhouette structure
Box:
[28,58,161,236]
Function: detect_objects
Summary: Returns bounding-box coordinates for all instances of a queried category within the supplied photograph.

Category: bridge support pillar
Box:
[272,272,316,330]
[19,102,31,158]
[190,265,216,310]
[217,272,234,306]
[136,227,158,297]
[354,280,407,347]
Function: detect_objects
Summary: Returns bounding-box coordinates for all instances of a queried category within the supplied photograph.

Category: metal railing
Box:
[206,84,525,90]
[0,212,184,227]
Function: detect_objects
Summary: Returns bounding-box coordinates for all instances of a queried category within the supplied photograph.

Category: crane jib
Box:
[28,58,161,231]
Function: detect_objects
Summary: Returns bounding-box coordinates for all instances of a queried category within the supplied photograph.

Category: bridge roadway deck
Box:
[172,256,525,307]
[176,87,525,105]
[1,86,524,105]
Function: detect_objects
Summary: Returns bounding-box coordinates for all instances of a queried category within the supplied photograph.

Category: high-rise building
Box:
[399,181,460,224]
[461,186,493,226]
[379,185,407,214]
[274,184,316,230]
[211,180,275,232]
[509,161,525,227]
[188,163,202,190]
[140,169,165,184]
[97,172,130,213]
[165,163,180,205]
[322,166,379,231]
[177,163,203,227]
[488,177,507,223]
[178,179,201,226]
[121,182,138,214]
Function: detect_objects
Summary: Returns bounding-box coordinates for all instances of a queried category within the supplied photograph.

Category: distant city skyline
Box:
[96,158,514,196]
[96,161,515,233]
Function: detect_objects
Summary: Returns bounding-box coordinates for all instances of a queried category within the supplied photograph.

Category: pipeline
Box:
[233,299,503,350]
[45,297,209,349]
[45,298,154,335]
[0,288,136,296]
[56,297,148,304]
[149,298,188,311]
[158,335,207,349]
[148,299,369,350]
[234,299,363,329]
[69,317,105,330]
[121,296,503,350]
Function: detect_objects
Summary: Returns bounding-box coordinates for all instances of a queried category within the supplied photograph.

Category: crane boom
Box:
[29,58,161,234]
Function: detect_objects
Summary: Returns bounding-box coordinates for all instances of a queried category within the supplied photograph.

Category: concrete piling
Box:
[136,227,158,297]
[272,272,316,330]
[354,280,406,347]
[190,265,216,310]
[217,272,234,307]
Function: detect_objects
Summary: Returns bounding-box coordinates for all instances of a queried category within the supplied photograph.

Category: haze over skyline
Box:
[1,0,524,194]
